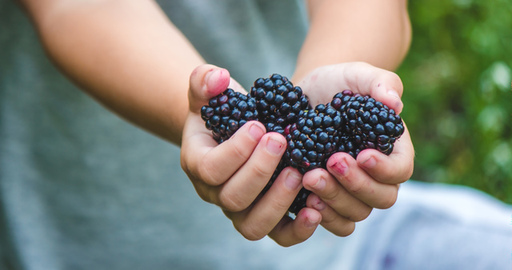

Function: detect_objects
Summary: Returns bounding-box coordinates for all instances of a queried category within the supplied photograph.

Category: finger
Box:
[268,208,321,247]
[307,193,356,236]
[216,132,287,211]
[326,152,400,209]
[298,62,404,113]
[357,123,414,184]
[188,64,231,113]
[303,168,372,222]
[227,77,246,93]
[224,167,303,240]
[182,120,266,186]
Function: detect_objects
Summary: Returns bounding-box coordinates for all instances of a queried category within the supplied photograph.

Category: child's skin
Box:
[182,63,414,246]
[19,0,414,246]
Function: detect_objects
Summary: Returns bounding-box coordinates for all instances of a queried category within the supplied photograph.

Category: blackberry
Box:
[250,74,310,135]
[201,76,405,217]
[201,88,258,143]
[332,90,404,157]
[284,103,343,174]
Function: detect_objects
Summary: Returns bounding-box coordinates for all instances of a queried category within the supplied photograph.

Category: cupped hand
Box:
[292,62,415,236]
[181,64,322,246]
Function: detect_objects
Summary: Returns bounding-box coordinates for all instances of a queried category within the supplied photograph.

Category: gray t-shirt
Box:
[0,1,350,269]
[3,1,512,269]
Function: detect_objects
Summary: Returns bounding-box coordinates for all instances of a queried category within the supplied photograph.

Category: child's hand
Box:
[181,65,324,246]
[293,62,415,236]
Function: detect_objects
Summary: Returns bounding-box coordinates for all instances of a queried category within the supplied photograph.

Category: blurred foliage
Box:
[397,0,512,203]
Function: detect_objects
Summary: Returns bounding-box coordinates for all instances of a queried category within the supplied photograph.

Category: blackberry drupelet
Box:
[201,88,258,143]
[250,74,310,135]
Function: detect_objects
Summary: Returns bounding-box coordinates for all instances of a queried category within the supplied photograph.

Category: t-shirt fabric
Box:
[1,1,511,269]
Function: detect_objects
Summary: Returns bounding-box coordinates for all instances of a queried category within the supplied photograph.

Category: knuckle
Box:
[321,187,341,204]
[376,188,399,209]
[268,195,293,213]
[388,71,402,84]
[218,191,248,212]
[238,224,266,241]
[335,222,356,237]
[180,152,190,173]
[404,163,415,181]
[196,185,217,205]
[230,139,252,161]
[198,158,222,186]
[348,207,372,222]
[346,179,365,195]
[250,162,274,180]
[321,210,357,236]
[290,229,311,246]
[277,236,304,247]
[277,242,294,248]
[320,211,338,225]
[381,196,398,209]
[197,191,210,203]
[379,71,402,90]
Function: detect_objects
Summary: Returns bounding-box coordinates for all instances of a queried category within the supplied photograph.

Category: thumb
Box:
[188,64,231,113]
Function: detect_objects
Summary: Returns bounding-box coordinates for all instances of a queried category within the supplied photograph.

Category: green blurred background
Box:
[398,0,512,203]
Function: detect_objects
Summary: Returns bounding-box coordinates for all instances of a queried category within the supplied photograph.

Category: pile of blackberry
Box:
[201,74,404,215]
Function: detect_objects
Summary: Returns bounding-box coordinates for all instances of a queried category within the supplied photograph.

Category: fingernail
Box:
[266,136,285,155]
[305,213,321,228]
[312,176,326,191]
[248,123,265,141]
[361,156,376,169]
[311,196,326,211]
[329,159,348,177]
[204,69,216,86]
[387,89,400,99]
[284,171,302,190]
[204,68,225,91]
[387,89,403,112]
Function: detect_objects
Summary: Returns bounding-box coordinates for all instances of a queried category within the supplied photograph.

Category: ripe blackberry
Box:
[332,90,404,157]
[284,103,343,174]
[201,77,405,217]
[250,74,310,135]
[201,88,258,143]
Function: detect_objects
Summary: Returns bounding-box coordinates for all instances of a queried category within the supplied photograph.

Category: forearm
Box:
[293,0,411,82]
[20,0,204,145]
